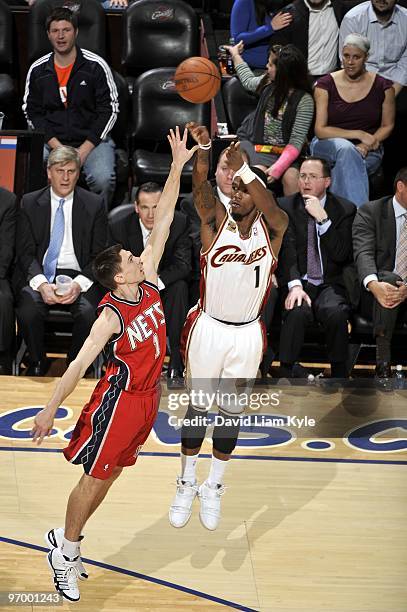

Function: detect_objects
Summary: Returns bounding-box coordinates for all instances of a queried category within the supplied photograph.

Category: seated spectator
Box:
[276,156,356,380]
[353,167,407,390]
[311,33,395,207]
[230,0,292,69]
[108,182,191,389]
[339,0,407,181]
[340,0,407,97]
[13,146,107,376]
[269,0,346,80]
[0,187,16,375]
[22,7,118,208]
[226,42,314,195]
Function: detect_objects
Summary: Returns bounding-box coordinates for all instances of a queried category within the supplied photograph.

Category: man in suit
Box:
[353,166,407,389]
[0,187,16,375]
[269,0,346,80]
[276,156,356,379]
[14,146,107,376]
[108,182,191,388]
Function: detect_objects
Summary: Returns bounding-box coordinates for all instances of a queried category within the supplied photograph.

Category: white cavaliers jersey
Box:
[200,211,276,323]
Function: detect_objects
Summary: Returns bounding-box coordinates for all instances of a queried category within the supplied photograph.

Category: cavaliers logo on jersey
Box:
[210,244,268,268]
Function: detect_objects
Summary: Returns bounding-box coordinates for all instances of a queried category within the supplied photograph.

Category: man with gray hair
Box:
[13,145,107,376]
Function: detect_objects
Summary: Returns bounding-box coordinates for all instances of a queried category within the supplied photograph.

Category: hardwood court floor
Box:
[0,376,407,612]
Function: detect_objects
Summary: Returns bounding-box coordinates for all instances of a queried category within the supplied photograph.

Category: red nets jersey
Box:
[97,281,166,392]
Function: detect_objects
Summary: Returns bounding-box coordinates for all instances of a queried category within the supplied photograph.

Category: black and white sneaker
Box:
[45,528,88,580]
[47,547,80,602]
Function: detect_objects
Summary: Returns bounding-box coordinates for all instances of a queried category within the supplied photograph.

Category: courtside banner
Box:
[0,378,406,463]
[0,136,17,191]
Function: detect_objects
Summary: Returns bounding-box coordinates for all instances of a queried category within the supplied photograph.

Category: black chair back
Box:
[222,76,258,134]
[28,0,106,64]
[122,0,199,76]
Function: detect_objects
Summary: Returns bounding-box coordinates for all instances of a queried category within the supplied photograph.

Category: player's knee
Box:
[213,412,241,455]
[181,403,208,448]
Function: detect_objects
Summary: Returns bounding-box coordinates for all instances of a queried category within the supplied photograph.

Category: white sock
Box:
[181,452,198,484]
[207,456,228,487]
[60,536,81,560]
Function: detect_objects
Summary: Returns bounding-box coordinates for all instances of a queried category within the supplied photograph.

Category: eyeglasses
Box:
[299,174,326,181]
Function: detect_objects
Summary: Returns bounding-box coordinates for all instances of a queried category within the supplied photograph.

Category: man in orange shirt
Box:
[23,7,118,208]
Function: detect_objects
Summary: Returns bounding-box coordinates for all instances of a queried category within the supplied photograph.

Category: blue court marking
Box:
[0,536,258,612]
[0,446,407,465]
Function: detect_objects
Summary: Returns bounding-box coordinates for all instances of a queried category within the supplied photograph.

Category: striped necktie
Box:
[43,198,65,283]
[395,213,407,280]
[306,215,323,286]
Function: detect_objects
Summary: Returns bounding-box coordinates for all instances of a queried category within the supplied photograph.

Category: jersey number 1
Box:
[254,265,260,288]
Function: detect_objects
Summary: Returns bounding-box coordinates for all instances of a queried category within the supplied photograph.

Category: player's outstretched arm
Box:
[187,121,216,223]
[226,142,288,254]
[30,308,121,445]
[147,126,198,270]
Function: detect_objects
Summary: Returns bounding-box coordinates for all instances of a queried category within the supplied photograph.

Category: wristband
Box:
[233,161,256,184]
[234,162,266,188]
[198,141,212,150]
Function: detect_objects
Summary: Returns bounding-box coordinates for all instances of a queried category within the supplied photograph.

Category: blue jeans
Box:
[310,137,383,207]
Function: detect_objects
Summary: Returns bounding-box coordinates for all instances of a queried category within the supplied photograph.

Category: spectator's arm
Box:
[231,0,274,46]
[79,203,108,281]
[372,87,395,144]
[85,61,118,147]
[352,205,378,283]
[234,62,263,93]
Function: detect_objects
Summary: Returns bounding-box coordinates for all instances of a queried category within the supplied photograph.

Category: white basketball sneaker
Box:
[169,477,198,528]
[198,480,225,530]
[45,528,88,580]
[47,547,80,602]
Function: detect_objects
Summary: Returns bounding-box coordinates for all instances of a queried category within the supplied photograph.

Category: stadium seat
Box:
[27,0,106,64]
[122,0,199,91]
[0,0,16,128]
[131,67,210,193]
[222,76,258,134]
[111,70,130,207]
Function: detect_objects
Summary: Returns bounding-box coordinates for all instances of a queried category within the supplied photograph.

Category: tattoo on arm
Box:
[193,180,216,215]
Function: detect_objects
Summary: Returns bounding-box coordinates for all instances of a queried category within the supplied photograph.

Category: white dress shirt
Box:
[217,186,231,210]
[288,194,332,290]
[363,196,407,289]
[304,0,339,76]
[30,189,93,292]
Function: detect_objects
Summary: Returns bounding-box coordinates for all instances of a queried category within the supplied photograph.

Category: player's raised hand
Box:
[185,121,211,147]
[225,141,244,171]
[31,407,55,445]
[168,125,199,167]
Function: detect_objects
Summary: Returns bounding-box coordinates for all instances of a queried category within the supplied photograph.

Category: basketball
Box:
[174,56,221,103]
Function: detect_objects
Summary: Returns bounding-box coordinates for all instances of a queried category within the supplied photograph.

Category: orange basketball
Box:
[174,56,221,103]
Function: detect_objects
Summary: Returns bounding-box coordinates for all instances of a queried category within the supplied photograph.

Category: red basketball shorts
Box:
[63,379,161,480]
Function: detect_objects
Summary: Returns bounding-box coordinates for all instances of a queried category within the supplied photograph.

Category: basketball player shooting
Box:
[30,126,198,602]
[169,122,288,531]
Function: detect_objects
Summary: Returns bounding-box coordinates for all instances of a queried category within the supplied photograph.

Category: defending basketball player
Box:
[169,122,288,530]
[30,126,198,602]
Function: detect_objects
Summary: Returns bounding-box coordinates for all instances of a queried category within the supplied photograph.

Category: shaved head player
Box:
[169,123,288,531]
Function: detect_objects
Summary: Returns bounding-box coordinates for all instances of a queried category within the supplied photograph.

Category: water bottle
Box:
[394,364,404,389]
[226,37,235,75]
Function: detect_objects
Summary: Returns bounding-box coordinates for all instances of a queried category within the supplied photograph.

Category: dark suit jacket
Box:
[108,210,191,287]
[269,0,345,66]
[0,187,17,279]
[13,185,107,293]
[276,191,356,287]
[353,196,398,283]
